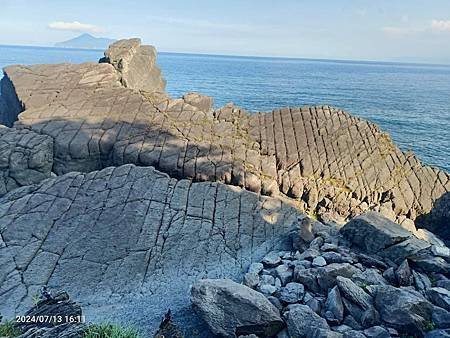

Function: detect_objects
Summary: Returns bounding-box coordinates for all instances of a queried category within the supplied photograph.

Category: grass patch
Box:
[84,323,141,338]
[0,321,22,337]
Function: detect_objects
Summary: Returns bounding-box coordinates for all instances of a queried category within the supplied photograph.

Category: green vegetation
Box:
[358,282,369,290]
[0,321,22,337]
[424,320,436,332]
[84,323,141,338]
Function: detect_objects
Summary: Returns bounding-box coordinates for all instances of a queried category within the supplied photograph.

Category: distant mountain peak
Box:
[55,34,116,50]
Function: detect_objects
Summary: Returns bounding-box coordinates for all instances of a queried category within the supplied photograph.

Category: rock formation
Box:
[0,38,449,337]
[0,126,53,196]
[0,164,297,335]
[0,39,448,238]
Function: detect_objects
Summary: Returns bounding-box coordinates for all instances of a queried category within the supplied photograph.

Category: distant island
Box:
[55,33,115,49]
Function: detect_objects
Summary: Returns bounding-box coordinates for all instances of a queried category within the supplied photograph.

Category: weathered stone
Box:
[325,286,344,323]
[343,330,366,338]
[310,328,344,338]
[279,282,305,304]
[360,308,381,328]
[244,273,260,289]
[437,280,450,291]
[336,276,373,310]
[374,285,433,337]
[341,212,431,263]
[0,165,298,334]
[191,279,284,337]
[432,306,450,328]
[248,263,264,274]
[262,252,282,267]
[413,271,432,292]
[182,92,214,112]
[284,304,330,338]
[425,330,450,338]
[395,260,413,286]
[353,269,388,286]
[317,264,360,291]
[382,267,397,285]
[313,256,328,267]
[427,288,450,311]
[102,38,166,92]
[275,264,293,286]
[363,326,390,338]
[411,256,449,274]
[0,126,53,196]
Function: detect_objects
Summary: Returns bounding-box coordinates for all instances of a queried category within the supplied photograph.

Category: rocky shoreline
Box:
[0,38,449,337]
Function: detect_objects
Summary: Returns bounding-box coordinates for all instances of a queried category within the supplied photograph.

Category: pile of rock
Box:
[191,212,450,337]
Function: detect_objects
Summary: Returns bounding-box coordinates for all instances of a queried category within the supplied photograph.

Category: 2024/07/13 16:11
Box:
[15,315,86,324]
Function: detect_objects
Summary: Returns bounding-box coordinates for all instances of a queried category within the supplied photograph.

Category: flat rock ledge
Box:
[0,38,448,237]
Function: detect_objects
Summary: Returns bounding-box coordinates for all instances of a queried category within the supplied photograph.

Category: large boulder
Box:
[374,285,433,337]
[191,279,284,337]
[341,212,432,263]
[284,304,330,338]
[101,38,166,92]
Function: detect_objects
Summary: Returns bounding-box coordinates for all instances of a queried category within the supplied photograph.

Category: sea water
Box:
[0,44,449,171]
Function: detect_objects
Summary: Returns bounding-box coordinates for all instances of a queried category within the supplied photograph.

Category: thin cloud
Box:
[431,20,450,32]
[48,21,105,34]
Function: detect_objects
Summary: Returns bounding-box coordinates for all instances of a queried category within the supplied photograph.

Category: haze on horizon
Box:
[1,0,450,64]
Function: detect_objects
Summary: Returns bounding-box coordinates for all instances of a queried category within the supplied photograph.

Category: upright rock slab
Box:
[101,38,166,92]
[191,279,284,337]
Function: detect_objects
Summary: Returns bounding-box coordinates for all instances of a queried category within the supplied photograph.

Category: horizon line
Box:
[1,43,450,68]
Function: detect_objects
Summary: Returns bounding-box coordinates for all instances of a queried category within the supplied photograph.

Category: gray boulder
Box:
[279,282,305,304]
[427,288,450,311]
[341,212,432,264]
[374,285,433,337]
[191,279,284,337]
[432,306,450,328]
[284,304,330,338]
[336,276,373,310]
[325,286,344,323]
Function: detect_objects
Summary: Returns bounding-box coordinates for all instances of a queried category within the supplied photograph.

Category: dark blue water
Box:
[0,45,449,172]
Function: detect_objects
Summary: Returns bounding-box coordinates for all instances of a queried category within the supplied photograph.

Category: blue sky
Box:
[1,0,450,63]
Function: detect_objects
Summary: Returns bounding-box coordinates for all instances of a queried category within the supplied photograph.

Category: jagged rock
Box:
[191,279,284,337]
[248,263,264,274]
[279,282,305,304]
[244,273,260,289]
[343,330,366,338]
[432,306,450,328]
[411,256,449,274]
[363,325,390,338]
[102,38,166,92]
[317,263,361,291]
[325,286,344,323]
[0,126,53,196]
[395,260,413,286]
[262,252,282,267]
[284,304,330,338]
[310,328,343,338]
[275,265,293,286]
[0,165,298,334]
[382,267,397,285]
[336,276,372,310]
[360,308,381,328]
[413,271,432,292]
[426,330,450,338]
[427,288,450,311]
[437,280,450,291]
[374,285,433,337]
[341,212,433,264]
[182,92,214,112]
[353,269,388,286]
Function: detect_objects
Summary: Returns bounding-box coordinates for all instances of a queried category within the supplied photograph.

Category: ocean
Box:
[0,44,449,172]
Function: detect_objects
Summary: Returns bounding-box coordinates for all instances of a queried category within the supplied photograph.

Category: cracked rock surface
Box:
[0,164,298,334]
[0,125,53,196]
[0,39,448,236]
